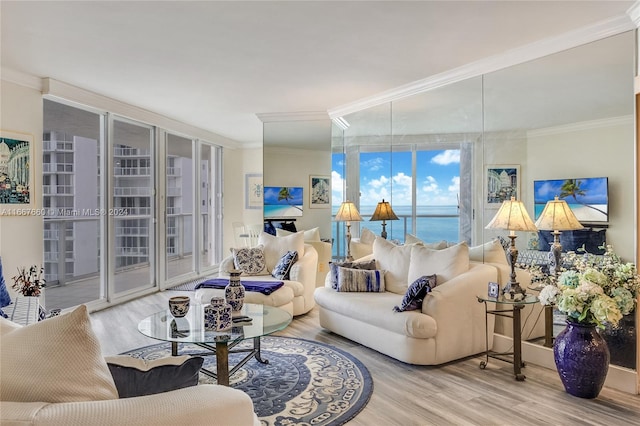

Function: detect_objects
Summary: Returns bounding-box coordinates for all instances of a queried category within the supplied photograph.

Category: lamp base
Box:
[503,280,526,300]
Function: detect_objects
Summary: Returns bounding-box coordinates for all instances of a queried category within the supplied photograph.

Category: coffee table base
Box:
[171,336,268,386]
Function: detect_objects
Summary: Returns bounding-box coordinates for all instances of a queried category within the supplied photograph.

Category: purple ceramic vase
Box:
[554,319,610,399]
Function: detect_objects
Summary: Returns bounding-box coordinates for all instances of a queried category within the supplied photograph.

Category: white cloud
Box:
[431,150,460,165]
[368,175,389,188]
[332,170,344,206]
[448,176,460,193]
[361,157,385,172]
[422,176,438,193]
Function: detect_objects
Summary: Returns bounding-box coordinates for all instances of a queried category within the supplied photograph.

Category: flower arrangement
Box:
[536,245,638,329]
[11,265,46,297]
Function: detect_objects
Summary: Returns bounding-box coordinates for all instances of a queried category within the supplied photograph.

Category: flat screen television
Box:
[263,186,304,218]
[533,177,608,224]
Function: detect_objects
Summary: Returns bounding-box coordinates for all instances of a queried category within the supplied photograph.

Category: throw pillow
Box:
[359,227,376,245]
[408,242,469,286]
[469,239,509,265]
[231,245,268,275]
[373,237,414,294]
[258,231,305,272]
[329,259,377,289]
[272,250,299,280]
[405,234,448,249]
[0,304,118,403]
[336,267,385,292]
[276,227,321,242]
[0,256,11,308]
[105,355,204,398]
[394,274,437,312]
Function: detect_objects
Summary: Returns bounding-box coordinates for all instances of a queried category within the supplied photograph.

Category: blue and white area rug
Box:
[123,336,373,426]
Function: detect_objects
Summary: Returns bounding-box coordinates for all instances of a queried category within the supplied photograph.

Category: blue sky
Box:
[332,149,460,207]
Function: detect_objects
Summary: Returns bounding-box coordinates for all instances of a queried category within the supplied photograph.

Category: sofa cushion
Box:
[329,259,377,289]
[272,251,298,280]
[394,274,437,312]
[231,245,268,275]
[337,267,385,292]
[314,288,437,339]
[276,227,321,242]
[259,231,305,271]
[0,304,118,403]
[105,355,203,398]
[405,234,447,249]
[360,227,376,245]
[469,239,508,265]
[408,242,469,286]
[373,237,414,295]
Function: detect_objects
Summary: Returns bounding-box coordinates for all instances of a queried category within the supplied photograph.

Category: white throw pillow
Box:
[359,227,376,245]
[0,305,119,403]
[276,227,321,242]
[405,234,447,249]
[469,238,509,265]
[408,242,470,286]
[373,237,414,295]
[259,231,305,271]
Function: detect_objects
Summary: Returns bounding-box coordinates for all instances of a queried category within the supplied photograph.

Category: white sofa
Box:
[0,305,259,426]
[197,231,318,316]
[314,237,544,365]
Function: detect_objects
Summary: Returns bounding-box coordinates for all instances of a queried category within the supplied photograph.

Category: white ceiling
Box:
[1,1,635,145]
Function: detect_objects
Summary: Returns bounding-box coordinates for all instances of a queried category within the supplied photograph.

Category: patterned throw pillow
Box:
[231,245,267,275]
[336,267,385,292]
[271,251,298,280]
[394,274,437,312]
[329,259,377,289]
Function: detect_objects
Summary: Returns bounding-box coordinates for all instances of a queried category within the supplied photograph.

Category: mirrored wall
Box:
[330,31,636,370]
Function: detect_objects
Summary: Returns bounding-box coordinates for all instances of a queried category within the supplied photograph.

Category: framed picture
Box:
[309,175,330,208]
[0,130,35,211]
[486,164,520,208]
[488,282,500,298]
[245,173,263,210]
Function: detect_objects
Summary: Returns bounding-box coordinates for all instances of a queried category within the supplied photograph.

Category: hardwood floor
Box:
[90,291,640,426]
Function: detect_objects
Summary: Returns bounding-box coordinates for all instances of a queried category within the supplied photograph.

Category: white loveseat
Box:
[0,305,259,426]
[314,237,544,365]
[197,231,318,316]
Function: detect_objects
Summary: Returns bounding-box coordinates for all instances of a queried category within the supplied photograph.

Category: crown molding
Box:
[627,1,640,27]
[256,111,329,123]
[526,115,634,138]
[328,14,635,119]
[0,67,43,90]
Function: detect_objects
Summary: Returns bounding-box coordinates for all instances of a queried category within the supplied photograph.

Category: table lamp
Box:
[485,196,537,298]
[369,199,398,239]
[534,196,584,276]
[335,200,362,261]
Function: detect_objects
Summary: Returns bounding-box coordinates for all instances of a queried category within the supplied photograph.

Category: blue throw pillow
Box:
[394,274,437,312]
[272,251,298,280]
[0,257,12,308]
[329,259,377,289]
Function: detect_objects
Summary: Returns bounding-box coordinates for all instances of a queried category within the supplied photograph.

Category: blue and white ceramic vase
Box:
[225,269,245,313]
[554,319,610,399]
[204,296,232,331]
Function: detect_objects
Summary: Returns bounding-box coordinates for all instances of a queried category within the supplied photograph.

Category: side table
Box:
[476,294,539,381]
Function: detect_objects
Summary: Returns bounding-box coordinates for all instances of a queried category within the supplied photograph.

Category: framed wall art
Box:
[245,173,263,210]
[309,175,330,208]
[485,165,520,208]
[0,130,35,211]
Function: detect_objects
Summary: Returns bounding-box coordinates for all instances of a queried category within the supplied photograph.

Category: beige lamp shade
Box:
[534,196,584,231]
[485,196,537,232]
[370,199,398,222]
[335,200,363,222]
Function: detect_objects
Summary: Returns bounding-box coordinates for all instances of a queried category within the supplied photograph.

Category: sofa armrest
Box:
[1,385,259,426]
[289,244,318,311]
[422,263,497,356]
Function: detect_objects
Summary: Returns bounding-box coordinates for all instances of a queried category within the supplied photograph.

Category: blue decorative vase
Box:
[554,320,610,399]
[225,269,245,313]
[204,296,232,331]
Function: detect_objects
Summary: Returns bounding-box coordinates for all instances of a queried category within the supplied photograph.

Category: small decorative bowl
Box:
[168,296,190,318]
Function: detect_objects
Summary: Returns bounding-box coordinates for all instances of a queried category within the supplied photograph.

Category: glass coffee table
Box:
[138,303,292,386]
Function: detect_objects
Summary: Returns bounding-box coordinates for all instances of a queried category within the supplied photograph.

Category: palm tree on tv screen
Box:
[278,187,302,212]
[559,179,606,216]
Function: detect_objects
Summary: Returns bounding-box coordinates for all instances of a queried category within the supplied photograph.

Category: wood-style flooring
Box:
[90,291,640,426]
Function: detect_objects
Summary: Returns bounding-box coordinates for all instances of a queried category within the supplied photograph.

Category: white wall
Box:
[264,147,332,239]
[0,80,44,298]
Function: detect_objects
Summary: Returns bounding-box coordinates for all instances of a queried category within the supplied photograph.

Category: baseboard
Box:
[493,334,638,394]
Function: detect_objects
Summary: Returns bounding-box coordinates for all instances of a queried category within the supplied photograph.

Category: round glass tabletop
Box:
[477,294,539,305]
[138,302,292,344]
